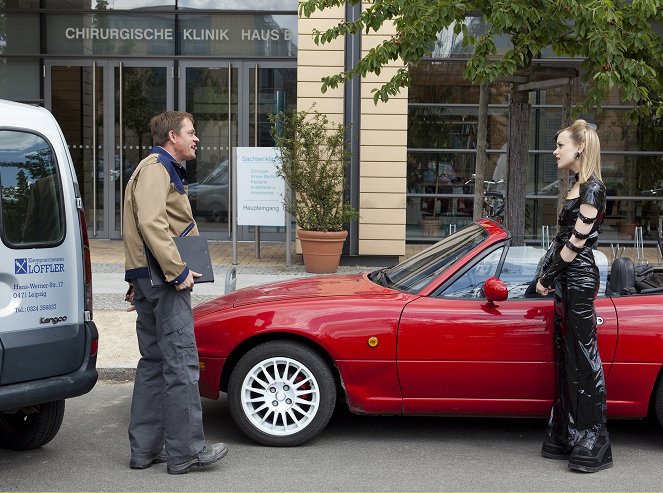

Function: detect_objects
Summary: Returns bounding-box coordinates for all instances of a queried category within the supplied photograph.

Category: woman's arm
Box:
[537,202,599,290]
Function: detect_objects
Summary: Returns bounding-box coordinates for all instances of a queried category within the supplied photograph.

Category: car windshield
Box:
[370,223,488,294]
[201,162,229,185]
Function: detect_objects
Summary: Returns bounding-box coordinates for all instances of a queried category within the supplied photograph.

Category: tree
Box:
[299,0,663,243]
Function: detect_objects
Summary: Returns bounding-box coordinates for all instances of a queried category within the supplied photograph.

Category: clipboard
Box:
[145,236,214,287]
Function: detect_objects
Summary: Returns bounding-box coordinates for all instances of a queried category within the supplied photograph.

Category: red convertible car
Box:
[193,219,663,446]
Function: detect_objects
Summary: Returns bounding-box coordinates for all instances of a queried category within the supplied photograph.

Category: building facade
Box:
[1,1,662,261]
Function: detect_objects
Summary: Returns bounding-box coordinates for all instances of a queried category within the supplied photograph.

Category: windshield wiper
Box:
[369,267,392,287]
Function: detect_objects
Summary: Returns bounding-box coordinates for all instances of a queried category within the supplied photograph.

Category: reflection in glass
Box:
[51,65,104,235]
[178,14,297,57]
[179,0,297,11]
[0,130,64,246]
[45,13,175,56]
[442,248,503,298]
[408,59,663,244]
[249,67,297,147]
[115,66,168,233]
[185,66,238,235]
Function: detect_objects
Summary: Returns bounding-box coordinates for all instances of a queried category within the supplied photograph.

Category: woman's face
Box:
[553,130,582,173]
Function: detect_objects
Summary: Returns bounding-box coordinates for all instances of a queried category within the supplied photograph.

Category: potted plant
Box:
[419,160,444,237]
[269,107,359,273]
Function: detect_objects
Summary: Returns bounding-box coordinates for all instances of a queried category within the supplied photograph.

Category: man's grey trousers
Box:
[128,277,205,464]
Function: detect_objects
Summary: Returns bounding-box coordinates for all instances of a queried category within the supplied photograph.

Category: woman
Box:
[536,119,612,473]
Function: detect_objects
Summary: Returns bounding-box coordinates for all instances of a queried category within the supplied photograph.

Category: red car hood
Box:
[194,273,395,315]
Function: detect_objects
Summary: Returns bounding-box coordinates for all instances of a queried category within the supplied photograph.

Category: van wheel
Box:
[0,400,65,450]
[228,341,336,446]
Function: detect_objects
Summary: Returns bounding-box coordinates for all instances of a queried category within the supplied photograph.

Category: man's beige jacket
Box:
[123,147,199,285]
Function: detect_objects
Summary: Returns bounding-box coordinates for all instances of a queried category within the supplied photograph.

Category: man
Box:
[123,111,228,475]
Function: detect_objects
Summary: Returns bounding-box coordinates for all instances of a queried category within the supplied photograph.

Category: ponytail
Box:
[563,119,602,183]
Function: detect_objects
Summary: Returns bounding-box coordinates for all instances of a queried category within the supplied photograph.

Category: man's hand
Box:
[125,284,136,312]
[176,270,202,291]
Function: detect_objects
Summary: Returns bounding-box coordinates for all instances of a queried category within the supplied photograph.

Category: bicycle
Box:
[464,174,505,221]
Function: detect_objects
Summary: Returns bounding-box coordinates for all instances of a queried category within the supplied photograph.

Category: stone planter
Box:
[298,229,348,273]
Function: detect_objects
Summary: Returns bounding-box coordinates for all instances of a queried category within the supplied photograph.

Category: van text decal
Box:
[15,257,65,275]
[39,315,68,325]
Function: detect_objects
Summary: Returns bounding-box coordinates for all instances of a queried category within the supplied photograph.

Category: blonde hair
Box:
[561,119,602,183]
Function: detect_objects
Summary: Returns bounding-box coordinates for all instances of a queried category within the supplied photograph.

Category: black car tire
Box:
[0,400,65,450]
[654,375,663,429]
[228,341,336,446]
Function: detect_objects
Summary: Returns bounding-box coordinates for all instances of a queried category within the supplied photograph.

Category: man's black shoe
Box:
[541,435,572,460]
[568,433,613,473]
[167,443,229,475]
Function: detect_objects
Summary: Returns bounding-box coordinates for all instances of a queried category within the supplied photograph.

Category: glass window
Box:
[0,12,40,55]
[45,13,176,56]
[0,59,40,102]
[409,61,510,105]
[431,17,513,58]
[497,245,547,299]
[0,130,65,247]
[441,247,503,298]
[178,14,297,57]
[179,0,297,10]
[42,1,175,8]
[384,223,488,293]
[408,105,508,150]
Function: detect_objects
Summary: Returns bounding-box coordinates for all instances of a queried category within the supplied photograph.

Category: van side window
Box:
[0,130,65,247]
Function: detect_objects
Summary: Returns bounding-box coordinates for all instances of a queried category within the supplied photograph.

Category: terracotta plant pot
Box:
[419,217,441,237]
[298,229,348,273]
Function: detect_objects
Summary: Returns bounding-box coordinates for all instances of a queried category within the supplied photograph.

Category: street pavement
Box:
[3,381,663,491]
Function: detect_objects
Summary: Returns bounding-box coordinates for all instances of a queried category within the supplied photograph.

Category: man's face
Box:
[170,118,199,162]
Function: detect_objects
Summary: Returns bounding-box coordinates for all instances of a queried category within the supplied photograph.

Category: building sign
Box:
[236,147,286,227]
[46,13,297,57]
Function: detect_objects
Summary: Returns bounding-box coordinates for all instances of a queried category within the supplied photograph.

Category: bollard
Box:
[225,266,237,293]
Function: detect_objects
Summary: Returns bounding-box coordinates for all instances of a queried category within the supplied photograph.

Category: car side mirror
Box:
[483,276,508,303]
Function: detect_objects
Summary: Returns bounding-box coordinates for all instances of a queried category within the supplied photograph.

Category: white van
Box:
[0,99,98,450]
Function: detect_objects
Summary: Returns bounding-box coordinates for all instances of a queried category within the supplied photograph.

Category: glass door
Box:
[247,62,297,241]
[112,62,173,238]
[180,62,238,239]
[46,62,105,237]
[46,60,172,239]
[180,61,296,241]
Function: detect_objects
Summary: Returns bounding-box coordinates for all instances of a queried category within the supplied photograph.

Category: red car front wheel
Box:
[227,341,336,446]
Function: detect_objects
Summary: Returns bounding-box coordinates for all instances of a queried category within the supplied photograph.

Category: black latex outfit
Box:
[538,175,607,452]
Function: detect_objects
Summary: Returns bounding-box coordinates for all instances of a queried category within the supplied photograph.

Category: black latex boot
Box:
[568,431,613,473]
[541,435,572,460]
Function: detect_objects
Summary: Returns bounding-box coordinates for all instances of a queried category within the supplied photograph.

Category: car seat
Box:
[606,257,635,296]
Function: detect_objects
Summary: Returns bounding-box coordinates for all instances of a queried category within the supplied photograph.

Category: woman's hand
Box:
[536,279,552,296]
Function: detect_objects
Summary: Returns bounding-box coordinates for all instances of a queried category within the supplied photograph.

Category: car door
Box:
[397,244,618,416]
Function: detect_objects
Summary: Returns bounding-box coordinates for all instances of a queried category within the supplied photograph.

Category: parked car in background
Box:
[188,160,229,222]
[0,99,98,450]
[193,219,663,446]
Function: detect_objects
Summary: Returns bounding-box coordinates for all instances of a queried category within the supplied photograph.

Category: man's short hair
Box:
[150,111,194,147]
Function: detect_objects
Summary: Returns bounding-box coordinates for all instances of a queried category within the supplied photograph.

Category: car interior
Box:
[605,257,663,296]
